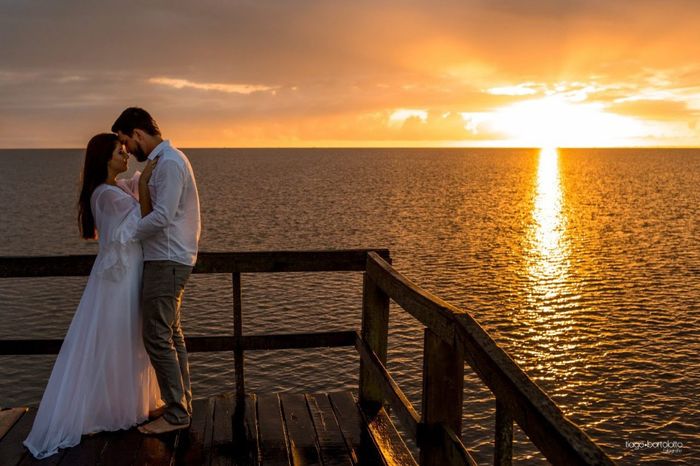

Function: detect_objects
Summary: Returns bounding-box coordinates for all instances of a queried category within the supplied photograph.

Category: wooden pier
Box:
[0,391,405,465]
[0,250,615,465]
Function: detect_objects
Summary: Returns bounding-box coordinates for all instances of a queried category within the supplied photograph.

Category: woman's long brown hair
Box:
[78,133,118,239]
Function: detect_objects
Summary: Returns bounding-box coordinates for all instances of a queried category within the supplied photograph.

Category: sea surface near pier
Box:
[1,147,698,464]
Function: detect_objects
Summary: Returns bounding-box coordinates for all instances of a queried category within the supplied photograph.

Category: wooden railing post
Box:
[420,328,464,466]
[359,272,390,412]
[494,399,513,466]
[232,272,245,399]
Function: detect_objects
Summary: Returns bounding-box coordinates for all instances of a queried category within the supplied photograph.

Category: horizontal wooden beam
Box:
[354,334,420,441]
[0,249,391,278]
[0,331,358,355]
[199,332,359,351]
[0,255,96,277]
[196,250,391,273]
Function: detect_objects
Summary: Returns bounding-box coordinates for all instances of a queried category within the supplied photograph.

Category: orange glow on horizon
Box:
[157,88,691,149]
[486,97,651,148]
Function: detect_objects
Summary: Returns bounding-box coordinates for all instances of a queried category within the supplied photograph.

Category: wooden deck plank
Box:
[279,393,321,466]
[57,431,112,466]
[211,393,234,466]
[133,430,180,466]
[306,394,352,466]
[327,392,383,466]
[97,428,142,466]
[232,394,259,465]
[18,449,65,466]
[0,408,28,442]
[0,407,35,465]
[17,447,65,466]
[16,415,67,466]
[176,397,214,466]
[257,393,290,466]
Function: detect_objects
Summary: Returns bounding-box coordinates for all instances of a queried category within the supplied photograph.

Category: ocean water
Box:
[0,148,698,464]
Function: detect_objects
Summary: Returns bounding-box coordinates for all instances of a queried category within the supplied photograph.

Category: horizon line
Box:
[2,146,700,151]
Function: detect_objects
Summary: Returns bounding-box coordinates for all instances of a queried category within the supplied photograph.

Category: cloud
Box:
[388,109,428,126]
[149,77,276,95]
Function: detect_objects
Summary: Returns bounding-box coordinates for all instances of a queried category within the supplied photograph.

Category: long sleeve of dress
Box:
[91,187,142,281]
[116,171,141,200]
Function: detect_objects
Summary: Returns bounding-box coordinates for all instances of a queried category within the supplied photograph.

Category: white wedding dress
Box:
[24,176,162,459]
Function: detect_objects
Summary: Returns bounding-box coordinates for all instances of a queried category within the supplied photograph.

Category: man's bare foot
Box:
[138,416,190,435]
[148,406,167,420]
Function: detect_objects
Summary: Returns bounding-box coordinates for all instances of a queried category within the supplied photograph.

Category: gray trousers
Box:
[142,260,193,425]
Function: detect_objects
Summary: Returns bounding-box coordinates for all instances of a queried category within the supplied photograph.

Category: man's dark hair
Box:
[111,107,161,137]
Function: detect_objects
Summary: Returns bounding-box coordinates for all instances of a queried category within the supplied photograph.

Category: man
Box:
[112,107,201,434]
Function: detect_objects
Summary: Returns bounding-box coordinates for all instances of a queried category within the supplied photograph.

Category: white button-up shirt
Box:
[134,140,201,266]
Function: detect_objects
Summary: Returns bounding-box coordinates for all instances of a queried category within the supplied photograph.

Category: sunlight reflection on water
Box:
[528,147,571,300]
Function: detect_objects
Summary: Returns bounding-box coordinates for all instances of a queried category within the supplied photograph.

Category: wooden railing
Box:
[359,252,615,465]
[0,250,614,465]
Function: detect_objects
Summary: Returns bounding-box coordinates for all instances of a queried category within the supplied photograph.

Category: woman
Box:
[24,133,163,459]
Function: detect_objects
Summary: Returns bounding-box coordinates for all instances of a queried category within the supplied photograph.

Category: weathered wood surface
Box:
[97,429,142,466]
[211,393,235,466]
[0,408,27,442]
[232,394,259,465]
[419,329,466,466]
[280,393,322,465]
[195,250,391,274]
[255,393,290,466]
[305,394,352,466]
[178,397,214,465]
[124,427,179,466]
[494,399,513,466]
[358,273,389,411]
[327,392,384,466]
[360,406,417,466]
[232,272,245,400]
[355,334,420,441]
[434,425,478,466]
[0,392,400,466]
[0,408,35,465]
[0,249,391,277]
[0,331,358,355]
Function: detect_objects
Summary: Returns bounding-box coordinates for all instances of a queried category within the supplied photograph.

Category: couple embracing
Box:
[24,108,201,459]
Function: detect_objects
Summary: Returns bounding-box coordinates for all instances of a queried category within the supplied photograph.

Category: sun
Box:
[489,96,648,148]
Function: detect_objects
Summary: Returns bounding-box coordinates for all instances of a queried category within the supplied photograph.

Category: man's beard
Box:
[132,144,148,162]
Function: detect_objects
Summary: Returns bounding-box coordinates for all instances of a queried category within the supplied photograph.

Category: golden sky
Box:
[1,0,700,148]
